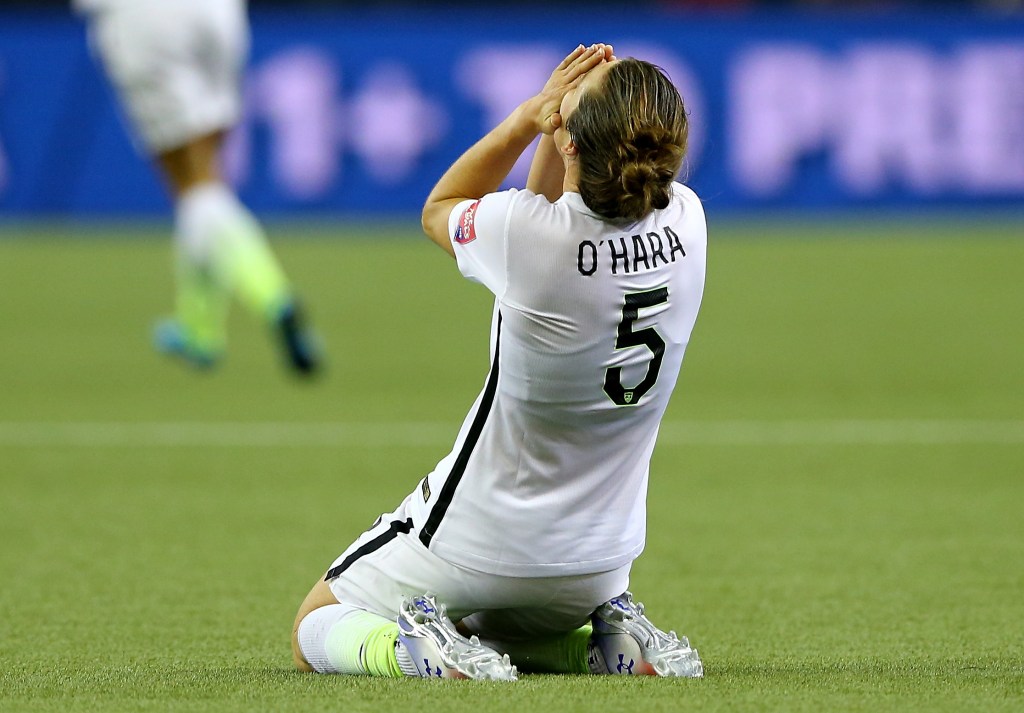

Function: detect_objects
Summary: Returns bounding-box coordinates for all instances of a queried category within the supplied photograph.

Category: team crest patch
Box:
[454,200,481,244]
[420,477,431,502]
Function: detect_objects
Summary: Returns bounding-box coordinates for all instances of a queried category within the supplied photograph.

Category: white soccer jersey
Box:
[405,183,707,577]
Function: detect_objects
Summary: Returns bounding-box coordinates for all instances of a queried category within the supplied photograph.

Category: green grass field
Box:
[1,218,1022,711]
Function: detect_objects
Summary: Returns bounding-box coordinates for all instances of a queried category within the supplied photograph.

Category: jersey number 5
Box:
[603,287,668,406]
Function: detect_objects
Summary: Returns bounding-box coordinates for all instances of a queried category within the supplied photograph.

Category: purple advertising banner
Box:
[0,7,1022,216]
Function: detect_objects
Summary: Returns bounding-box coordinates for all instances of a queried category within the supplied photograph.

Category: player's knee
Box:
[292,636,314,673]
[292,577,341,673]
[292,607,322,673]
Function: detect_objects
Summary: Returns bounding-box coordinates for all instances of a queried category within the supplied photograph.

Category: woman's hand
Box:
[422,43,614,256]
[531,43,614,135]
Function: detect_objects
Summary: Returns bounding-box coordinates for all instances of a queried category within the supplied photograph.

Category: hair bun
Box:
[565,58,688,221]
[618,127,678,212]
[619,161,657,197]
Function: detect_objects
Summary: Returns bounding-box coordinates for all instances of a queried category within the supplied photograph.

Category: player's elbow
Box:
[420,202,435,240]
[421,200,456,258]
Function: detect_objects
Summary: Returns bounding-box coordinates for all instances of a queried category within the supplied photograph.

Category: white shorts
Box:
[325,494,632,640]
[86,0,247,153]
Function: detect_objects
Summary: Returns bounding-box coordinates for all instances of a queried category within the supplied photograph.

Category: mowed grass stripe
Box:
[1,419,1024,446]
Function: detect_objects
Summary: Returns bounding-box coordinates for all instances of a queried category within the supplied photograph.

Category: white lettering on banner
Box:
[225,48,445,199]
[730,43,1024,197]
[347,63,447,184]
[836,45,946,194]
[457,47,564,186]
[225,48,342,199]
[731,46,838,196]
[458,44,705,186]
[223,44,706,201]
[956,44,1024,192]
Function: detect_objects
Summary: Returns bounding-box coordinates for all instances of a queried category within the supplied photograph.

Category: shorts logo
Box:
[454,200,481,244]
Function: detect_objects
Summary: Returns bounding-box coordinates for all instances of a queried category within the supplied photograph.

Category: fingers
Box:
[564,43,614,81]
[589,43,615,62]
[580,43,614,62]
[537,42,614,134]
[554,43,614,84]
[556,44,588,72]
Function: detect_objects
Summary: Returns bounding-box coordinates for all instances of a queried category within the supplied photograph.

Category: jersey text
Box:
[577,226,686,276]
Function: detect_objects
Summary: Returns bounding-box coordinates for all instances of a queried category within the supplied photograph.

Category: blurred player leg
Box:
[152,134,230,366]
[159,134,320,374]
[83,0,321,374]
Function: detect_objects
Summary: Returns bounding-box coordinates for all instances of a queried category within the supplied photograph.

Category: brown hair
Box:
[565,59,688,222]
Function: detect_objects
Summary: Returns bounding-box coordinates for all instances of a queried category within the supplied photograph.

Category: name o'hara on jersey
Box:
[576,226,687,277]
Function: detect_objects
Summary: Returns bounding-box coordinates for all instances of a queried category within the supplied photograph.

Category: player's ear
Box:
[560,133,578,158]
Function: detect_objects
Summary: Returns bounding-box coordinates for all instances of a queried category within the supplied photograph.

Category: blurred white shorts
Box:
[86,0,247,153]
[325,493,632,640]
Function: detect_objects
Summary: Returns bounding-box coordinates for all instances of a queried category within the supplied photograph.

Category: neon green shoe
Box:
[153,319,221,370]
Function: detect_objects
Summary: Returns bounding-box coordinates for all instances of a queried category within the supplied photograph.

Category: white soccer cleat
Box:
[590,591,703,678]
[396,594,518,681]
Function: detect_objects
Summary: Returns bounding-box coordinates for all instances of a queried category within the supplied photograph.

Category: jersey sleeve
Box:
[447,189,518,296]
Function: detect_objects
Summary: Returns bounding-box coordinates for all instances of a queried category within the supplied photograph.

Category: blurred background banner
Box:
[1,6,1023,217]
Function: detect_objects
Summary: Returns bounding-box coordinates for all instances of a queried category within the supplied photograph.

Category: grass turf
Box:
[1,219,1022,711]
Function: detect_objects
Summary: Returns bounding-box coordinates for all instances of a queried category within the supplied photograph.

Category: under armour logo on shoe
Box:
[415,598,436,614]
[423,658,442,677]
[617,654,635,674]
[611,598,629,611]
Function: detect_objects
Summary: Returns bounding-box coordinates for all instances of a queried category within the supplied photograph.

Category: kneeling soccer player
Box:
[293,44,706,680]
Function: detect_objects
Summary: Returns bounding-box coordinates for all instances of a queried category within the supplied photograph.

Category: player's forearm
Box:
[429,102,540,205]
[421,101,541,253]
[526,134,565,202]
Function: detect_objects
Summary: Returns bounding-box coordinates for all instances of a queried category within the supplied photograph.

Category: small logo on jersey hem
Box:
[454,200,480,244]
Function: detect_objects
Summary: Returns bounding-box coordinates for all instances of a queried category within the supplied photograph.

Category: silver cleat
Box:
[396,594,518,681]
[591,591,703,678]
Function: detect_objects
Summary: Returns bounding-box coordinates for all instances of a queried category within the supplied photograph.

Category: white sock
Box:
[174,182,239,266]
[175,181,289,318]
[297,604,393,675]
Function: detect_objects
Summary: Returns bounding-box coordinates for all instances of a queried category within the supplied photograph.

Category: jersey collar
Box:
[560,191,640,229]
[559,192,603,219]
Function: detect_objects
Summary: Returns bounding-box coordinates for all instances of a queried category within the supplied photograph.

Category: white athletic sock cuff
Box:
[174,181,246,263]
[297,603,362,675]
